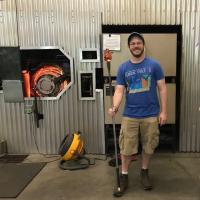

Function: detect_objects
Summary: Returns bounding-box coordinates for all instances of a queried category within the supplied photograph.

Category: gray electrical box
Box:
[2,80,24,102]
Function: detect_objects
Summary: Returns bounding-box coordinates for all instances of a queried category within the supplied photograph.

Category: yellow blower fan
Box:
[58,132,90,170]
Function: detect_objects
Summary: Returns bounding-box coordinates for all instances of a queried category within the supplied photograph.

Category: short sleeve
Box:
[116,65,126,86]
[154,62,165,81]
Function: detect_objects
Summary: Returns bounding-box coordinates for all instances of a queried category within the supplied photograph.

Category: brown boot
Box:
[113,174,128,197]
[141,169,153,190]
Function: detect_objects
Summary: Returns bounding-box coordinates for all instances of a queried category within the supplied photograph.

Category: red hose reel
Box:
[22,64,68,97]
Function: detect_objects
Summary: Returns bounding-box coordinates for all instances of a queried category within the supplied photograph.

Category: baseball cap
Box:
[128,32,145,45]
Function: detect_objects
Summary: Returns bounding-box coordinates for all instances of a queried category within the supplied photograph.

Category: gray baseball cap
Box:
[128,32,145,45]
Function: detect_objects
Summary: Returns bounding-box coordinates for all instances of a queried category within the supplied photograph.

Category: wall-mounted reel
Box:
[30,64,68,97]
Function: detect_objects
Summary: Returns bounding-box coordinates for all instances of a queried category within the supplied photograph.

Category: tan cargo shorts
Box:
[119,116,160,155]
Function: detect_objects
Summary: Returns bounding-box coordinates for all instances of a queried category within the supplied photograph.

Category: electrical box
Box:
[2,80,24,102]
[78,71,95,100]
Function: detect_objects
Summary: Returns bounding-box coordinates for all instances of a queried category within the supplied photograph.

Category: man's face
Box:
[128,37,145,58]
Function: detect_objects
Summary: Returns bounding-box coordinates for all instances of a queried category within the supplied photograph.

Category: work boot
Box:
[113,174,128,197]
[140,169,153,190]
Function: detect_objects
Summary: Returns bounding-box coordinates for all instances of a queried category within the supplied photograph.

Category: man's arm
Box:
[108,85,125,116]
[157,79,167,125]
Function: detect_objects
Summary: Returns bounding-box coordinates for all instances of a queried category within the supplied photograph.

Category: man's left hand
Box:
[159,112,167,126]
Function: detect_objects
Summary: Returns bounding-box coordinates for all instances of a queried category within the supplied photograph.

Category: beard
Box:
[130,47,144,58]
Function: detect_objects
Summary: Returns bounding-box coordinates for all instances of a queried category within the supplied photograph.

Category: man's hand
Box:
[108,107,118,117]
[159,111,167,126]
[157,79,167,126]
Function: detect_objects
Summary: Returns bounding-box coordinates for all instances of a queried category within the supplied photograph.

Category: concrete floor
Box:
[2,153,200,200]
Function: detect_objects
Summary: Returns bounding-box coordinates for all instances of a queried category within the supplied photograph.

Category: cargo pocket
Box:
[151,128,160,150]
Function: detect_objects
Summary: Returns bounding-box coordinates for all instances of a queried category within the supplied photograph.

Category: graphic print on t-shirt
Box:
[125,67,151,94]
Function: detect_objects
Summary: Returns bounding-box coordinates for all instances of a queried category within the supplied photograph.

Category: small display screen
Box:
[82,50,97,60]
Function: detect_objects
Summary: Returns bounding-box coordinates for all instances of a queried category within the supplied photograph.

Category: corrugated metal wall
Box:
[0,0,105,154]
[180,0,200,152]
[0,0,199,153]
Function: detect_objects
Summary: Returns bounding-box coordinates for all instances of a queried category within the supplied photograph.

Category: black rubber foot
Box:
[113,188,123,197]
[144,186,153,190]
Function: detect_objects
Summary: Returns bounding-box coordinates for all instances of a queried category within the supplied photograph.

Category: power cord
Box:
[29,115,108,165]
[28,114,60,163]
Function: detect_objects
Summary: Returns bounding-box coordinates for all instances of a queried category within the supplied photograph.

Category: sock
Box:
[141,168,148,170]
[122,171,128,175]
[141,168,148,171]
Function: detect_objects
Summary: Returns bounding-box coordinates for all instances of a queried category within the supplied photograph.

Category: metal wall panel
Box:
[0,0,18,45]
[0,0,200,153]
[179,4,200,152]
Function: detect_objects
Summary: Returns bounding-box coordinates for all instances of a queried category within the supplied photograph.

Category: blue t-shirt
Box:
[116,57,164,118]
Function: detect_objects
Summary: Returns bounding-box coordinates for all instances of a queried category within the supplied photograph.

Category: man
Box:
[108,32,167,197]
